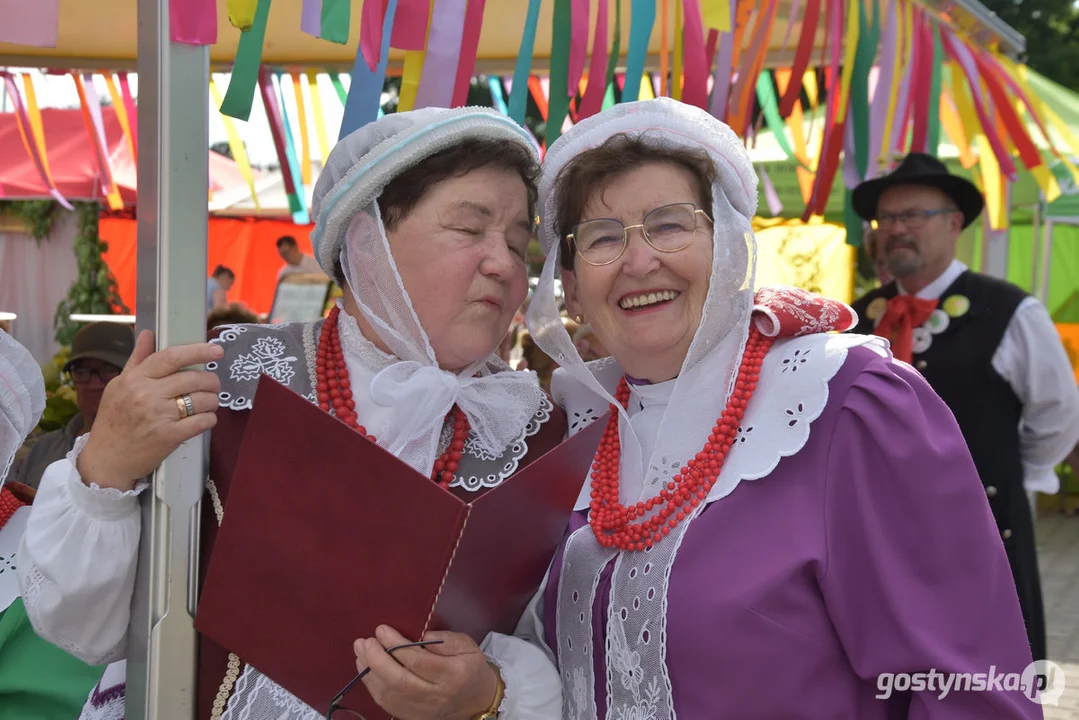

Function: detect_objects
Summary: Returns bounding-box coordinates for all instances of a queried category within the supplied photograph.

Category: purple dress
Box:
[544,346,1041,718]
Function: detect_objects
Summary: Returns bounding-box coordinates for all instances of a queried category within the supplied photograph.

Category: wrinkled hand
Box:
[353,626,499,720]
[77,330,223,491]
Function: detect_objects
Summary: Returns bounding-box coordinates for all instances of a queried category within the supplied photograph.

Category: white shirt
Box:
[276,253,324,281]
[897,260,1079,494]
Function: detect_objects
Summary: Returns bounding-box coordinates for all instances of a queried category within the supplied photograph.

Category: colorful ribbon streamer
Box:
[578,0,610,119]
[452,0,488,107]
[220,0,272,121]
[341,0,398,137]
[359,0,384,69]
[170,0,217,44]
[622,0,656,103]
[319,0,350,44]
[708,1,735,120]
[103,73,137,165]
[259,72,308,224]
[1,73,72,209]
[681,0,708,108]
[413,0,469,110]
[73,74,123,210]
[227,0,259,30]
[569,0,590,97]
[117,73,138,160]
[701,0,730,31]
[508,0,543,126]
[305,71,331,163]
[210,77,260,210]
[547,0,573,146]
[301,0,323,37]
[392,0,432,49]
[779,0,819,116]
[288,74,313,186]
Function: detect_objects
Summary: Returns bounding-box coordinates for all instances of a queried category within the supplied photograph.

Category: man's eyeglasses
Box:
[325,639,443,719]
[68,365,122,384]
[874,208,959,230]
[566,202,713,266]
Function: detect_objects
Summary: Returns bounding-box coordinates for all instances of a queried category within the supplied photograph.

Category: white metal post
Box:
[127,0,210,716]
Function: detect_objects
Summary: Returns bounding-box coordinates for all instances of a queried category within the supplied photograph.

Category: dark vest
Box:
[851,271,1029,532]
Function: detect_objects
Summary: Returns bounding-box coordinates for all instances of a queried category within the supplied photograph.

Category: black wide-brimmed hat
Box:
[852,153,985,229]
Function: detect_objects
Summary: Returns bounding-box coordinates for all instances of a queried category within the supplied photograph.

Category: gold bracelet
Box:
[470,662,505,720]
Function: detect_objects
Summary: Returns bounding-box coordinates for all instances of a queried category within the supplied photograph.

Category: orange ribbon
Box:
[875,295,938,364]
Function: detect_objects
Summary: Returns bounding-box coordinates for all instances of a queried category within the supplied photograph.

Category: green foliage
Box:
[0,199,58,242]
[38,346,79,432]
[980,0,1079,90]
[53,202,130,346]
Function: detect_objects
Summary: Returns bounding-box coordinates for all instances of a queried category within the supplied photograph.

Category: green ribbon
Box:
[547,0,572,146]
[219,0,273,121]
[320,0,351,44]
[756,73,812,172]
[845,0,879,246]
[927,23,944,155]
[330,73,348,105]
[605,0,622,91]
[622,0,656,102]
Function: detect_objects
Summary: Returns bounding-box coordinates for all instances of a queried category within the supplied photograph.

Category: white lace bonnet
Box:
[0,331,45,486]
[310,106,541,276]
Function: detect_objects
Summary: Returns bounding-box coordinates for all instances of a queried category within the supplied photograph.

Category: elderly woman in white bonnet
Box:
[355,98,1044,719]
[16,108,570,720]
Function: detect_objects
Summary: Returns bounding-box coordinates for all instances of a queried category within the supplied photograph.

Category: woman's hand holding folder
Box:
[353,625,500,720]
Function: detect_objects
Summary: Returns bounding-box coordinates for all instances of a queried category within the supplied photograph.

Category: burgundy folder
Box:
[195,374,603,718]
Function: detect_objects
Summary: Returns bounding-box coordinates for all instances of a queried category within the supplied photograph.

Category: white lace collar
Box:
[628,378,676,409]
[0,506,30,613]
[555,333,887,512]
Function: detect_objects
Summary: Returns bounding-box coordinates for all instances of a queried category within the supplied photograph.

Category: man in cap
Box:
[849,152,1079,662]
[16,322,135,490]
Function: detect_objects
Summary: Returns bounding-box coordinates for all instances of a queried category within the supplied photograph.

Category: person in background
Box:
[207,265,235,310]
[850,152,1079,662]
[275,235,325,280]
[207,303,260,334]
[863,227,894,285]
[16,322,134,490]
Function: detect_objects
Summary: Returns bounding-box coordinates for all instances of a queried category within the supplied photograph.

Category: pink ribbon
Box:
[452,0,488,106]
[888,17,913,159]
[568,0,590,96]
[759,164,783,216]
[169,0,217,44]
[942,31,1017,180]
[118,73,138,160]
[681,0,709,109]
[413,0,469,109]
[577,0,609,119]
[80,74,118,197]
[391,0,430,50]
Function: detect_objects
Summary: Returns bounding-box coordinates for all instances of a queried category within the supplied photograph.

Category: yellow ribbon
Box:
[20,74,57,186]
[399,52,425,111]
[834,0,861,116]
[775,68,815,203]
[673,0,684,101]
[227,0,259,30]
[102,72,137,164]
[939,90,976,168]
[306,70,332,166]
[701,0,730,31]
[210,77,261,211]
[975,134,1005,230]
[638,74,655,100]
[290,72,312,186]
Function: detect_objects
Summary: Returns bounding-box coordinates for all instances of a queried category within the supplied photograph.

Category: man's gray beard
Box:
[886,251,923,279]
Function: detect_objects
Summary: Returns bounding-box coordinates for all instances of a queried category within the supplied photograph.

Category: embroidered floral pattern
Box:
[229,337,299,384]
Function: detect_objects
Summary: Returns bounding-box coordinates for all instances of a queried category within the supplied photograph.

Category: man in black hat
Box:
[16,322,135,490]
[849,152,1079,662]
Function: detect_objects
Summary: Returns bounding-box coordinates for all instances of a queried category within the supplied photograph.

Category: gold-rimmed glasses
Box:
[566,202,713,266]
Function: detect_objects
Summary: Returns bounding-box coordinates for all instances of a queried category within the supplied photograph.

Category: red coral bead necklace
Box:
[316,305,469,489]
[589,326,773,551]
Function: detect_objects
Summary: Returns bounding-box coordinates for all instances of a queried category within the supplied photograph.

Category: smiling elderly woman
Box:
[351,99,1044,720]
[16,107,568,720]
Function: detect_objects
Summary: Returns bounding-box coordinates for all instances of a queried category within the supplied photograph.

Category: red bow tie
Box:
[875,295,939,363]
